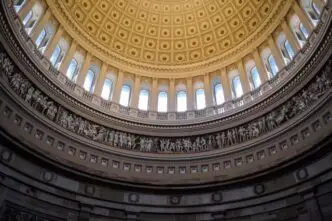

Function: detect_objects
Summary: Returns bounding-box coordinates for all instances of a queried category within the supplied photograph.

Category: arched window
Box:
[232,76,243,98]
[35,29,46,48]
[22,10,33,26]
[284,40,295,60]
[214,84,225,105]
[138,89,149,110]
[50,45,62,68]
[83,70,95,92]
[299,23,309,39]
[66,59,79,81]
[177,91,187,112]
[267,55,279,77]
[157,91,168,112]
[195,89,206,110]
[250,67,261,89]
[35,28,50,53]
[119,85,131,107]
[14,0,25,12]
[101,79,113,100]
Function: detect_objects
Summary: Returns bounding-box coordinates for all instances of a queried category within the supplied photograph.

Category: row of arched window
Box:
[14,0,325,112]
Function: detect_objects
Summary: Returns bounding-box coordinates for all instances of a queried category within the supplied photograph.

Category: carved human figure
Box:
[139,137,146,152]
[227,130,233,146]
[46,102,57,121]
[216,133,222,149]
[238,126,246,142]
[114,132,119,147]
[267,112,277,130]
[25,87,34,103]
[59,110,69,128]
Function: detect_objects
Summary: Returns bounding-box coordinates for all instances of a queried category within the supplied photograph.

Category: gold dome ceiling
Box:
[48,0,289,75]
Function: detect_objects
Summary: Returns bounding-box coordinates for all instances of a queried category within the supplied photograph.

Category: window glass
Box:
[214,84,225,105]
[312,2,321,16]
[232,76,243,98]
[66,59,78,81]
[250,67,261,89]
[138,89,149,110]
[177,91,187,112]
[35,29,46,48]
[14,0,25,12]
[157,91,168,112]
[119,85,131,106]
[22,10,32,26]
[196,89,206,110]
[83,70,95,92]
[300,23,309,39]
[284,40,295,59]
[268,55,279,76]
[50,45,61,66]
[101,79,112,100]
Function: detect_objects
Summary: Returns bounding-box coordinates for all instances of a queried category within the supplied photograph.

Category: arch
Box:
[66,59,79,81]
[195,88,206,110]
[300,0,321,26]
[119,85,131,107]
[35,23,55,54]
[50,45,62,68]
[245,60,261,90]
[277,33,295,64]
[231,75,243,98]
[101,78,113,101]
[83,69,96,92]
[177,90,187,112]
[214,83,225,105]
[289,15,309,47]
[138,89,149,110]
[261,48,279,78]
[22,3,44,35]
[268,55,279,77]
[157,91,168,112]
[249,67,261,89]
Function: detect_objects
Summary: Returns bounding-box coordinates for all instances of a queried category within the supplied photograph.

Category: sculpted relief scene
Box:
[1,52,331,153]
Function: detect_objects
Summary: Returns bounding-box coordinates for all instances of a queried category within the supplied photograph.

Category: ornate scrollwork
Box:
[1,52,331,153]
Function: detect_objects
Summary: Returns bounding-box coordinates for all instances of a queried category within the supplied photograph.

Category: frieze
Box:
[0,52,331,154]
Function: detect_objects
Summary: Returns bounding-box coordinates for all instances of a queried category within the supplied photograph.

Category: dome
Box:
[0,0,332,220]
[48,0,286,75]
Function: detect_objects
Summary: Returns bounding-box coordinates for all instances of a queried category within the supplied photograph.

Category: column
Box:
[281,20,301,53]
[130,75,141,108]
[59,41,77,74]
[150,78,158,111]
[186,78,194,110]
[30,8,52,41]
[76,52,92,86]
[293,1,314,32]
[94,63,108,95]
[168,79,176,111]
[268,35,285,69]
[204,74,213,106]
[18,0,37,20]
[44,27,64,59]
[253,49,269,82]
[220,68,232,101]
[112,71,124,103]
[237,60,251,93]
